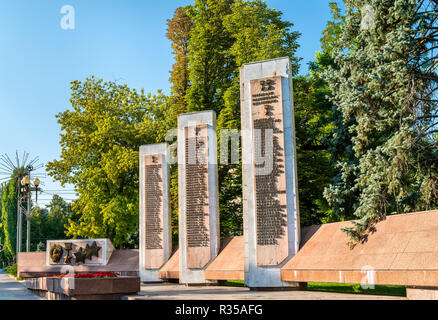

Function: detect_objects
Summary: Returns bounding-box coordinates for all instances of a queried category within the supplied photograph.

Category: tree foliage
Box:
[30,195,74,251]
[166,7,194,240]
[294,60,336,226]
[167,6,193,119]
[159,0,302,238]
[185,0,236,114]
[323,0,438,245]
[46,0,363,246]
[183,0,301,237]
[0,178,18,265]
[46,77,169,246]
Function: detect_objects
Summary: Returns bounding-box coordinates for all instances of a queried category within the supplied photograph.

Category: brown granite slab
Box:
[184,124,211,269]
[158,249,180,280]
[281,210,438,286]
[205,237,244,281]
[250,76,289,267]
[144,154,165,270]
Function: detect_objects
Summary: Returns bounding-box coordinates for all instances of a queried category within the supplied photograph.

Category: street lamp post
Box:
[0,152,43,259]
[20,174,40,253]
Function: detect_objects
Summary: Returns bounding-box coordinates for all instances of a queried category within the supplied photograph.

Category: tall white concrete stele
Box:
[241,57,300,288]
[178,111,220,285]
[139,143,172,282]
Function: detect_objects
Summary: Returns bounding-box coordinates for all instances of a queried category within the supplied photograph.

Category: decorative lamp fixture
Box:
[23,175,30,186]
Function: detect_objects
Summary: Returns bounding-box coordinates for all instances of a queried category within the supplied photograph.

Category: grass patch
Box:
[307,282,406,297]
[224,280,245,287]
[3,264,22,280]
[4,264,17,277]
[222,280,406,296]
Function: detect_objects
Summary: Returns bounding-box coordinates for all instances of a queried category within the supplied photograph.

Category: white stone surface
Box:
[241,57,301,288]
[139,143,172,282]
[178,111,220,285]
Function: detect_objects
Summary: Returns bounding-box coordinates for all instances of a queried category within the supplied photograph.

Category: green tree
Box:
[46,77,169,246]
[46,194,73,239]
[30,206,49,251]
[323,0,438,244]
[218,0,301,236]
[185,0,236,114]
[165,0,301,237]
[320,2,345,57]
[0,178,18,264]
[166,6,194,241]
[167,6,194,119]
[30,195,73,251]
[316,2,360,223]
[0,184,6,266]
[294,65,336,226]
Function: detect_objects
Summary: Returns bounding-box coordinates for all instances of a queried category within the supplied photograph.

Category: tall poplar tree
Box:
[167,7,193,119]
[185,0,236,114]
[166,7,194,239]
[218,0,301,235]
[169,0,299,236]
[0,178,18,264]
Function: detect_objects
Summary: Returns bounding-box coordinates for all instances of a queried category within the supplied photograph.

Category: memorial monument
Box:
[240,57,301,288]
[178,111,220,285]
[46,239,115,266]
[139,143,172,282]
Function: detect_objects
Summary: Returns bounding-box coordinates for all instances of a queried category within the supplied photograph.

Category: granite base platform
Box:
[26,276,140,300]
[18,250,139,278]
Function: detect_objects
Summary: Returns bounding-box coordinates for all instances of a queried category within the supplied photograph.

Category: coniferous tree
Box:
[323,0,438,245]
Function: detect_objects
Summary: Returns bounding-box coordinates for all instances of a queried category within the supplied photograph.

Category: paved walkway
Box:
[0,269,42,300]
[0,271,407,300]
[124,283,407,300]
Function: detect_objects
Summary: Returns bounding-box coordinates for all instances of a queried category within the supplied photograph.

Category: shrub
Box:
[4,264,17,277]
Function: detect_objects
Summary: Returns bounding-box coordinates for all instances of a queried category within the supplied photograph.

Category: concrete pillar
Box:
[139,143,172,282]
[240,57,301,288]
[178,111,220,285]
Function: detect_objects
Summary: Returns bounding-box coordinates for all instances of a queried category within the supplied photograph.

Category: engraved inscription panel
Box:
[144,154,165,269]
[185,125,211,269]
[251,76,289,266]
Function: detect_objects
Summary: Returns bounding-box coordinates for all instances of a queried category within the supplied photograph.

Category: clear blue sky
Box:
[0,0,338,207]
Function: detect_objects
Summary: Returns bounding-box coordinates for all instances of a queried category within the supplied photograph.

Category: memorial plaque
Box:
[139,143,172,282]
[178,111,219,284]
[144,154,165,269]
[185,124,211,269]
[46,239,115,266]
[251,76,289,266]
[241,58,300,288]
